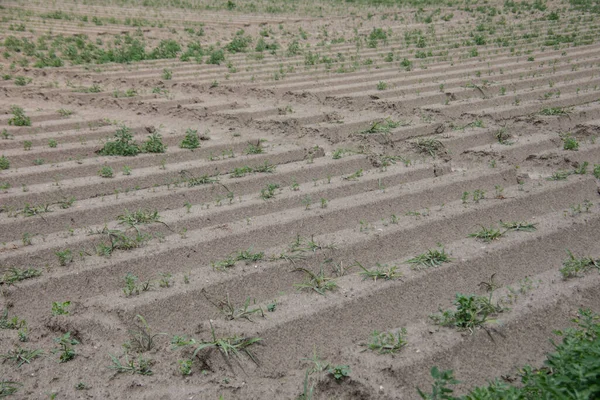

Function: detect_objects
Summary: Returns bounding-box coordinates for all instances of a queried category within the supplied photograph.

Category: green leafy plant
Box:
[53,332,79,362]
[8,105,31,126]
[418,309,600,399]
[143,132,166,153]
[55,249,73,266]
[430,291,503,334]
[180,128,200,149]
[0,267,41,286]
[122,273,152,296]
[161,68,172,80]
[1,347,43,367]
[126,315,165,352]
[360,118,400,134]
[98,126,141,156]
[51,301,71,316]
[414,138,445,157]
[562,134,579,150]
[108,353,153,375]
[328,365,350,381]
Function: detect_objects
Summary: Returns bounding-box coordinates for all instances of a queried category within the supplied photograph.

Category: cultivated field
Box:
[1,0,599,398]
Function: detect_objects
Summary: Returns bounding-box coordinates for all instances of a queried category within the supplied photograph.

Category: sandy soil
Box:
[0,0,599,398]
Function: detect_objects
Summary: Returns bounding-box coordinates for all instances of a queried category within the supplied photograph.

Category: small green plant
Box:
[560,250,599,279]
[0,309,26,330]
[23,141,32,151]
[260,183,280,200]
[328,365,350,381]
[468,226,502,242]
[55,249,73,266]
[540,107,569,116]
[180,128,200,149]
[294,267,338,295]
[122,273,152,296]
[499,221,537,232]
[245,142,264,155]
[376,81,388,90]
[192,322,261,364]
[53,332,79,362]
[57,108,73,117]
[430,291,503,334]
[108,353,153,375]
[51,301,71,316]
[547,170,571,181]
[562,134,579,150]
[0,380,21,396]
[162,68,172,80]
[143,133,166,153]
[0,156,9,170]
[406,246,451,270]
[414,138,445,157]
[98,165,114,178]
[1,347,43,367]
[98,126,141,156]
[48,138,58,148]
[122,165,132,175]
[8,106,31,126]
[343,169,363,181]
[356,262,401,281]
[363,329,408,354]
[178,359,193,375]
[593,164,600,179]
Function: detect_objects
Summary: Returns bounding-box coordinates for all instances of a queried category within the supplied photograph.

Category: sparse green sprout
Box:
[294,267,338,295]
[593,164,600,179]
[245,142,264,155]
[0,380,21,396]
[162,68,172,80]
[123,273,152,296]
[343,169,363,181]
[320,198,328,208]
[143,132,166,153]
[573,162,588,175]
[414,138,445,157]
[98,165,114,178]
[211,294,264,321]
[260,183,280,200]
[472,189,485,203]
[122,165,132,175]
[48,138,58,148]
[108,353,153,375]
[301,195,312,210]
[0,309,26,330]
[158,272,172,288]
[360,118,400,134]
[23,141,32,151]
[560,250,599,279]
[1,347,43,367]
[376,81,388,90]
[55,249,73,266]
[192,322,261,364]
[406,246,451,270]
[363,328,408,354]
[328,365,350,381]
[54,332,79,362]
[500,221,537,232]
[170,335,196,349]
[547,170,571,181]
[356,262,401,281]
[57,108,73,117]
[51,301,71,316]
[468,226,502,242]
